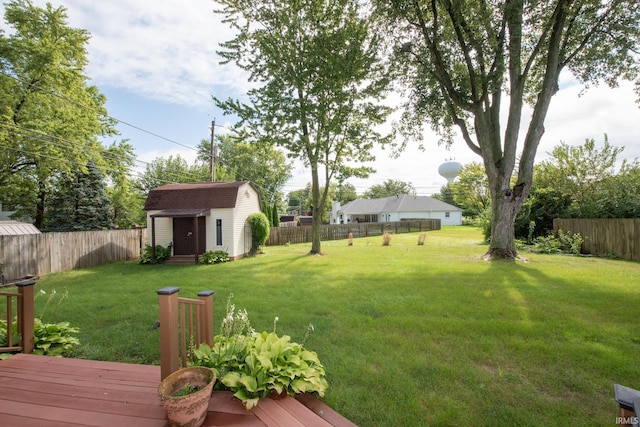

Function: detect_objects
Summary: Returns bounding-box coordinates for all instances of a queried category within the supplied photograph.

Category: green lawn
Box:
[27,226,640,426]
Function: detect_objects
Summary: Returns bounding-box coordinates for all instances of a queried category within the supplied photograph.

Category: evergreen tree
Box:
[271,200,280,227]
[45,161,114,231]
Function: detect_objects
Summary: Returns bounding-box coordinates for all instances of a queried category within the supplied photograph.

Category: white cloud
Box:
[3,1,638,195]
[23,0,248,109]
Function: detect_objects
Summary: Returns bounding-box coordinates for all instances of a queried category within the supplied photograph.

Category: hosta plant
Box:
[191,295,328,410]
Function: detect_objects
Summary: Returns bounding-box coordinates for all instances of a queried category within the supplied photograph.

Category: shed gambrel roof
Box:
[144,181,260,211]
[340,195,461,214]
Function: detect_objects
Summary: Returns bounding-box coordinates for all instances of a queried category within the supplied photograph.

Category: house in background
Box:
[331,195,463,226]
[144,181,262,262]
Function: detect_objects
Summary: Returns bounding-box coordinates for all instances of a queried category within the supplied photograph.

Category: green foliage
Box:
[530,235,562,254]
[0,0,120,228]
[191,296,327,410]
[373,0,640,257]
[557,230,585,255]
[247,213,270,254]
[197,135,292,209]
[172,383,203,397]
[262,198,273,227]
[271,200,280,227]
[139,243,173,264]
[134,155,210,196]
[199,250,230,265]
[33,319,80,357]
[432,183,456,206]
[25,228,640,424]
[450,162,490,218]
[214,0,392,254]
[336,182,358,205]
[526,230,584,255]
[516,138,640,240]
[363,179,416,199]
[45,160,115,231]
[0,318,80,357]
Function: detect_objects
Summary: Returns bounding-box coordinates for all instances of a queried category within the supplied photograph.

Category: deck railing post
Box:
[197,291,214,347]
[16,279,35,354]
[157,287,180,381]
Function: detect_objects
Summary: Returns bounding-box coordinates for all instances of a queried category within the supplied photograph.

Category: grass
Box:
[11,226,640,426]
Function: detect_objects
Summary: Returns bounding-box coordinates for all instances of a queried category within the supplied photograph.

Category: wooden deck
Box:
[0,353,357,427]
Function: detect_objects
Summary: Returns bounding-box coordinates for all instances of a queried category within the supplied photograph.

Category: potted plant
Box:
[158,366,216,427]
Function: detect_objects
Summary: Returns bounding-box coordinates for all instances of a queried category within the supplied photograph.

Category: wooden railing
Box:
[157,287,214,381]
[0,279,35,354]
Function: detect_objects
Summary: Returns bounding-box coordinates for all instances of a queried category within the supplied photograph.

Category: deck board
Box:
[0,353,356,427]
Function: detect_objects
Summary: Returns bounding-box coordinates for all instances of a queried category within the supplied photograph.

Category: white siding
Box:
[229,183,262,258]
[147,213,173,250]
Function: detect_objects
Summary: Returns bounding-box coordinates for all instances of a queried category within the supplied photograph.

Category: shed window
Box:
[216,219,223,245]
[445,212,450,218]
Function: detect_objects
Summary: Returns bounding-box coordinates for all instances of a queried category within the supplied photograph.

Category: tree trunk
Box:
[34,180,47,230]
[483,178,530,259]
[485,193,518,259]
[310,164,322,255]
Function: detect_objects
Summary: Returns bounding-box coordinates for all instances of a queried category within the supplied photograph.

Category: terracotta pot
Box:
[158,367,216,427]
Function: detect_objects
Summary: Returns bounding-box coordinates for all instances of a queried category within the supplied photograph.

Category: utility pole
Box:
[214,119,216,182]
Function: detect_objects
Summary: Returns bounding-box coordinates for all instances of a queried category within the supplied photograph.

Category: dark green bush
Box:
[247,213,270,254]
[139,243,173,264]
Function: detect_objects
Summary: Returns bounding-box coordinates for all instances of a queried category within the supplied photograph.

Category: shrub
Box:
[33,319,80,357]
[557,230,584,255]
[139,243,173,264]
[0,318,80,358]
[247,213,270,254]
[191,295,327,410]
[199,250,230,264]
[530,235,561,254]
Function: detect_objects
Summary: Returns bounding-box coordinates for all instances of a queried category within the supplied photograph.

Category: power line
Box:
[0,71,200,153]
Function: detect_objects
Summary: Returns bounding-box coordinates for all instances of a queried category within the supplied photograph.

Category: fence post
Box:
[16,279,35,354]
[198,290,214,347]
[157,287,180,381]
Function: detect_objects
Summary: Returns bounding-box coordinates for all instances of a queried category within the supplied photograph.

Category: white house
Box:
[144,181,262,261]
[331,195,463,226]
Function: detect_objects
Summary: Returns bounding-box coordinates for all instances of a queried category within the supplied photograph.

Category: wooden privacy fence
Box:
[266,219,440,246]
[0,228,146,283]
[553,218,639,262]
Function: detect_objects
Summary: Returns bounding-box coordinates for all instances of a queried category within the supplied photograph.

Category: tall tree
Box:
[197,133,292,205]
[45,160,114,231]
[135,155,210,196]
[0,0,119,228]
[335,182,358,205]
[214,0,392,254]
[520,137,640,231]
[451,162,490,218]
[363,179,416,199]
[374,0,640,259]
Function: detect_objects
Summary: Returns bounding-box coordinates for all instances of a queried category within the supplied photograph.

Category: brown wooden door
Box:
[173,217,206,255]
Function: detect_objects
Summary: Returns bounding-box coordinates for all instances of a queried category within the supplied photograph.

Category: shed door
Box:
[173,217,206,255]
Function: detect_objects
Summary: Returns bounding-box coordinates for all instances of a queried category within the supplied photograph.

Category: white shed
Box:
[144,181,262,262]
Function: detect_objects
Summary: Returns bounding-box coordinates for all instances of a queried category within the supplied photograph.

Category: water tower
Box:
[438,160,462,183]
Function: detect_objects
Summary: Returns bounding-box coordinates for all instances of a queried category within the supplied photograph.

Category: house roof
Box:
[0,221,41,235]
[340,195,462,214]
[144,181,260,211]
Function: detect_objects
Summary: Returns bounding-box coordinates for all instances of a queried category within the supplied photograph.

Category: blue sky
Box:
[3,0,639,196]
